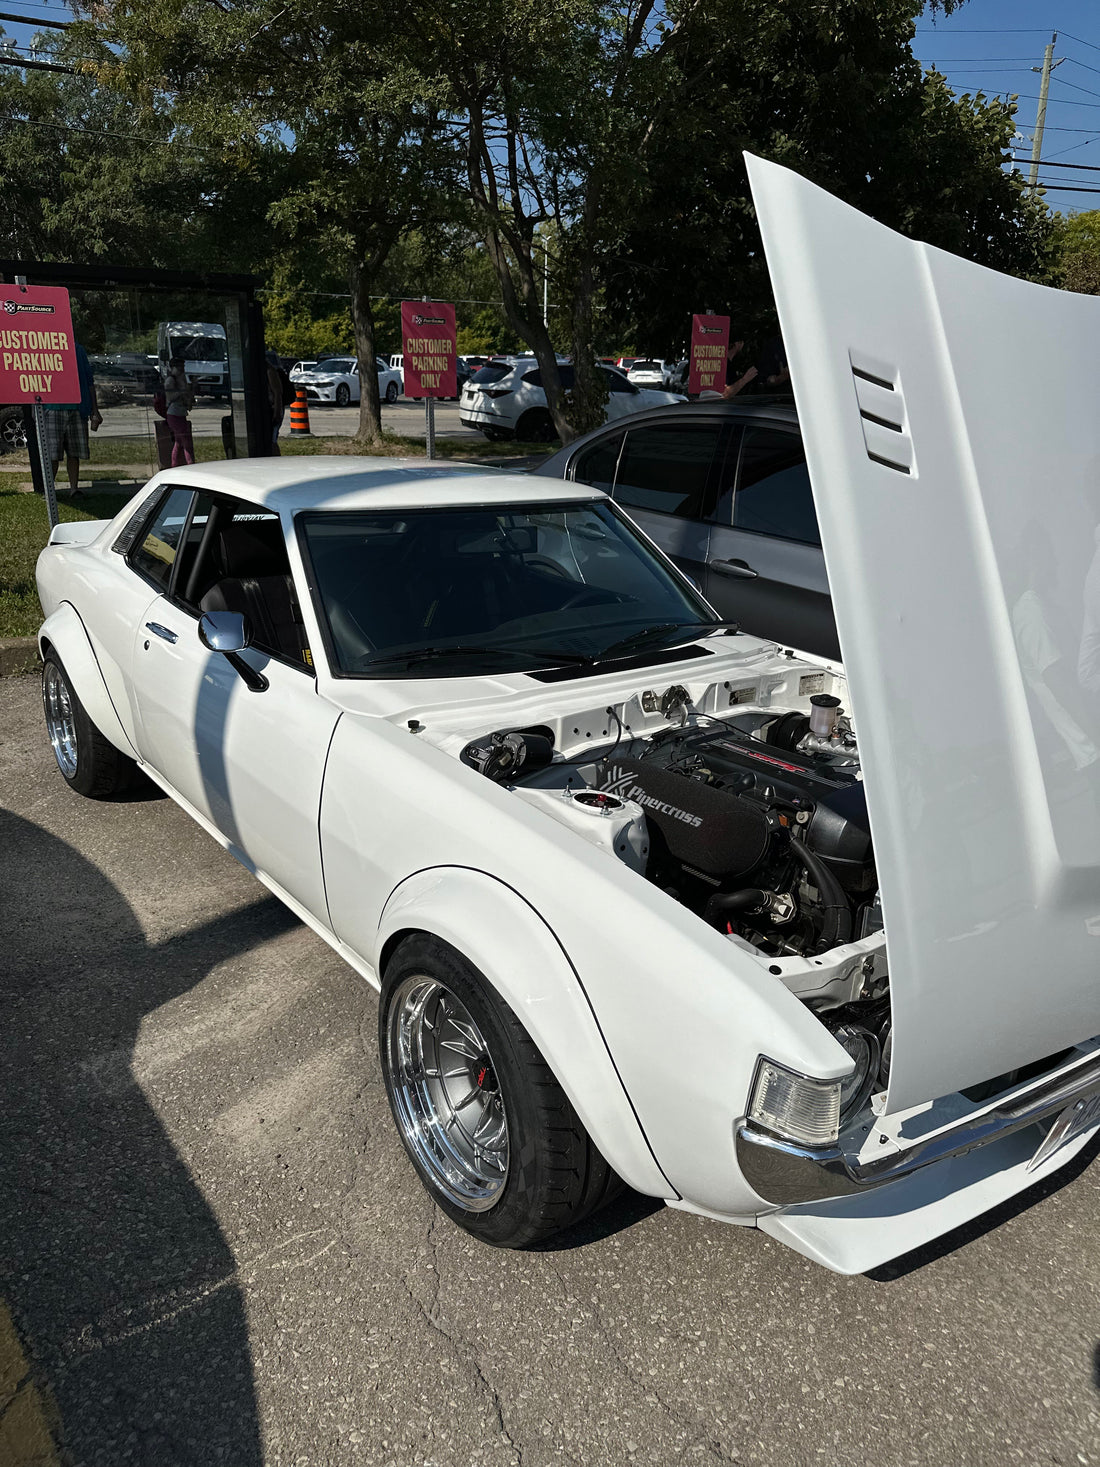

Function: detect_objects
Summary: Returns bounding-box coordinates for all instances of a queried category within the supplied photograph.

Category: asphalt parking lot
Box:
[2,670,1100,1467]
[95,398,482,443]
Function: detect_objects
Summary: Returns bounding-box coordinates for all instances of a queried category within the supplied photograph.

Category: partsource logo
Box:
[3,300,56,315]
[412,314,446,326]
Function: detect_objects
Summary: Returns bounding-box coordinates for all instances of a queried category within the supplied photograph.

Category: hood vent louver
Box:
[850,355,916,477]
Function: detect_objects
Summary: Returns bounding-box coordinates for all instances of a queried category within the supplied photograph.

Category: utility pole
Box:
[1029,33,1063,192]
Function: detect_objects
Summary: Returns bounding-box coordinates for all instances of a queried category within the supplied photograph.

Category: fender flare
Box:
[377,866,676,1201]
[38,602,138,758]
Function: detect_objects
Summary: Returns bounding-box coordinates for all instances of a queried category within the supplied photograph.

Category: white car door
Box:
[127,488,338,922]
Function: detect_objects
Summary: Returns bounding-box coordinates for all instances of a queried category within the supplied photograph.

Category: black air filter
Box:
[600,759,769,879]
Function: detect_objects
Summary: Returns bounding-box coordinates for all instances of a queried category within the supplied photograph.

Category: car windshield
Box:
[632,361,661,371]
[317,359,354,375]
[298,500,720,677]
[169,334,227,362]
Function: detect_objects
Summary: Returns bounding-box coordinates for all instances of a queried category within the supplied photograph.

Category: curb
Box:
[0,639,39,677]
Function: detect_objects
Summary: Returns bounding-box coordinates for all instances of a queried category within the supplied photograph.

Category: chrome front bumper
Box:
[737,1047,1100,1206]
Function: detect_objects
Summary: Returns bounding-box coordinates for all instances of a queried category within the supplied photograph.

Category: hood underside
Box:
[747,154,1100,1112]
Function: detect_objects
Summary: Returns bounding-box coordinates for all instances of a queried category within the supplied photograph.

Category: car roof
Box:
[532,398,798,478]
[142,456,605,514]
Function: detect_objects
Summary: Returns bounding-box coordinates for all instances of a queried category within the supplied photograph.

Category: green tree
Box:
[91,2,455,442]
[0,29,263,268]
[1051,211,1100,295]
[603,2,1053,357]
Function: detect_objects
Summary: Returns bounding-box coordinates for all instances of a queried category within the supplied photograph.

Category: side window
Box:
[570,433,623,493]
[128,487,195,591]
[602,368,635,395]
[612,424,721,519]
[734,428,820,546]
[708,426,744,526]
[523,365,575,389]
[190,496,311,669]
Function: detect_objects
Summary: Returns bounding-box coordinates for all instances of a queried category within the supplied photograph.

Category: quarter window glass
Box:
[734,429,820,546]
[602,368,635,395]
[128,487,194,590]
[613,424,720,519]
[571,434,623,493]
[523,365,575,389]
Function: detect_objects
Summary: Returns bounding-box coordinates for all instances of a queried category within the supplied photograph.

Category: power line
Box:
[1064,56,1100,77]
[1,113,212,151]
[1034,159,1100,172]
[0,52,74,72]
[1031,182,1100,193]
[0,9,67,27]
[1061,31,1100,56]
[1049,75,1100,101]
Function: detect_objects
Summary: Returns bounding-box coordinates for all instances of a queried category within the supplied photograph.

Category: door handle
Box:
[144,621,179,643]
[711,558,759,579]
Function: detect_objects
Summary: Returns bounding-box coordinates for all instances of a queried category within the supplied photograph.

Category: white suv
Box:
[460,361,683,441]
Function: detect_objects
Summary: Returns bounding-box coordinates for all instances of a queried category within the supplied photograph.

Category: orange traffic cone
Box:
[290,388,312,436]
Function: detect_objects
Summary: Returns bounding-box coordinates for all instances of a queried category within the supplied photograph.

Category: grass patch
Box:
[277,430,555,461]
[0,475,126,638]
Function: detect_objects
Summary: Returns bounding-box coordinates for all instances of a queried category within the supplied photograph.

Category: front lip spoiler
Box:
[737,1047,1100,1206]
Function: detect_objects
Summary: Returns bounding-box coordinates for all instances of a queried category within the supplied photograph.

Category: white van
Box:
[388,354,404,391]
[157,322,230,400]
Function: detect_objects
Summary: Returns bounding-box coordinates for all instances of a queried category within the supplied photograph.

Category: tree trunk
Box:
[350,258,383,444]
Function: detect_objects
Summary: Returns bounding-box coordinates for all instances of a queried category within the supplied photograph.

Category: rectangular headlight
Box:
[748,1058,841,1147]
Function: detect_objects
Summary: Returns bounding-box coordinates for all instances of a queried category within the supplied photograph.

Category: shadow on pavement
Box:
[0,808,293,1465]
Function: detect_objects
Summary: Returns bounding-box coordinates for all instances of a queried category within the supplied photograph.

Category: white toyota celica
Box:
[34,158,1100,1274]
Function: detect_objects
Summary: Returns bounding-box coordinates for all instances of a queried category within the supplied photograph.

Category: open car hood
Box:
[747,155,1100,1112]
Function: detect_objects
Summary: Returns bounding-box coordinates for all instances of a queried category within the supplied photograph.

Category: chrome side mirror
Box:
[199,610,250,653]
[198,611,267,692]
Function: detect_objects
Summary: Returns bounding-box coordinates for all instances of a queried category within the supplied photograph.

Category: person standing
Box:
[266,351,287,455]
[163,356,196,466]
[42,342,101,498]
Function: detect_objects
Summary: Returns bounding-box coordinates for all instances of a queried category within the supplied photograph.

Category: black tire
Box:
[385,381,399,403]
[42,651,134,799]
[516,409,557,444]
[380,933,620,1248]
[335,383,351,407]
[0,404,28,454]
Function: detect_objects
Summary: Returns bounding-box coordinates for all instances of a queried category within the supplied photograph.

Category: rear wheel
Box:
[516,409,556,443]
[42,652,134,798]
[379,934,620,1247]
[0,404,27,454]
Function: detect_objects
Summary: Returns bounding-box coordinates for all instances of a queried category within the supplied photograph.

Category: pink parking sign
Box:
[0,284,80,404]
[688,313,729,396]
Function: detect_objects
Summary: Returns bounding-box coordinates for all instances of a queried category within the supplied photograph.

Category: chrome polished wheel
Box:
[43,661,78,778]
[386,974,509,1211]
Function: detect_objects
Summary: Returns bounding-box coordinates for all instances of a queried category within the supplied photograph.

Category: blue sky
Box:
[2,0,1099,214]
[913,0,1100,212]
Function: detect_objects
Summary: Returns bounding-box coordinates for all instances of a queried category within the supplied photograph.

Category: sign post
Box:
[401,299,457,462]
[688,313,730,398]
[2,280,80,530]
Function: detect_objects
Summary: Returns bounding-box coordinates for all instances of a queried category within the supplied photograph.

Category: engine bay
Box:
[448,657,892,1100]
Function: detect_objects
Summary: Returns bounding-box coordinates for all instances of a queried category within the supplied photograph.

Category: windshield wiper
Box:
[594,621,739,664]
[361,644,593,671]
